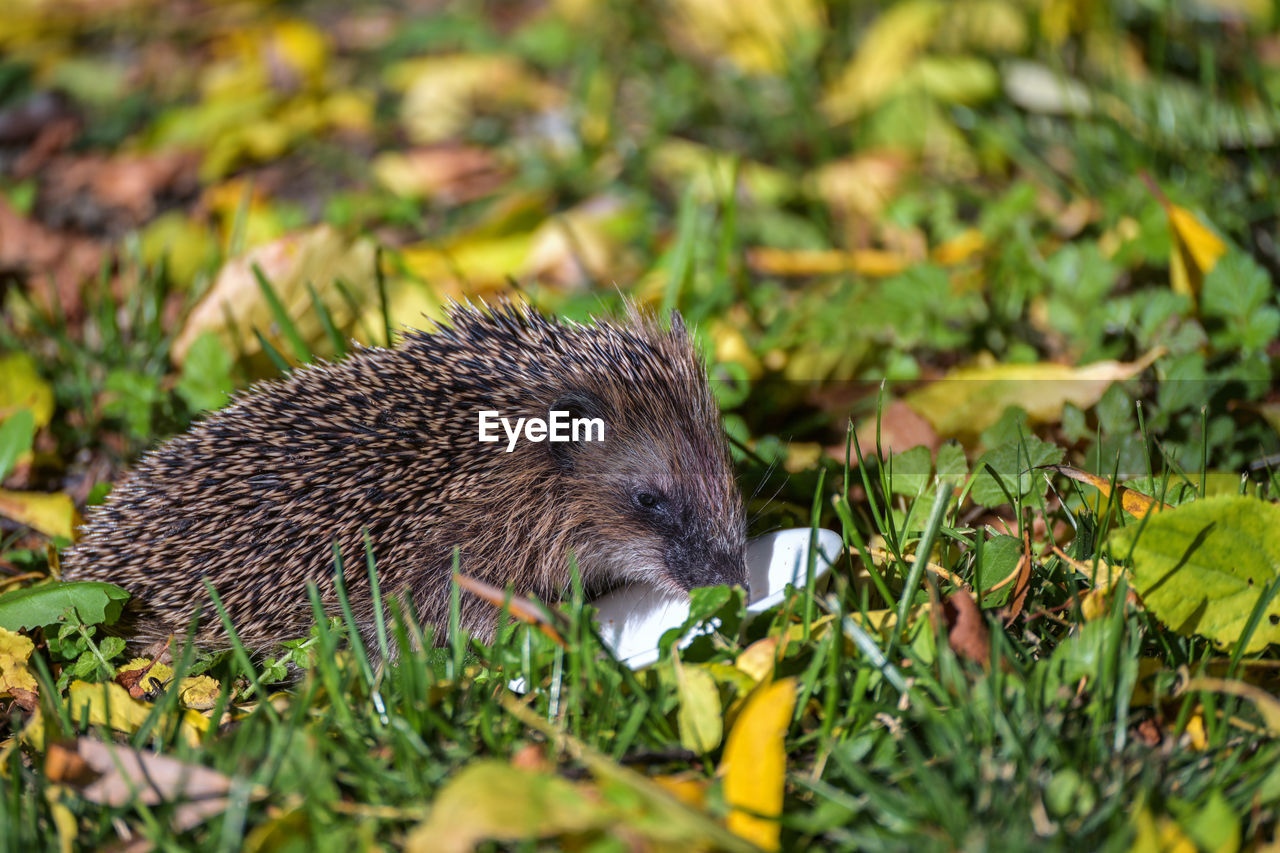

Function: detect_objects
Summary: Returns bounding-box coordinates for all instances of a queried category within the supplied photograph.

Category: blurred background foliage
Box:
[0,0,1277,533]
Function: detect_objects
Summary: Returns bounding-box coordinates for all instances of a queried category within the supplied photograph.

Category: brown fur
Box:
[61,301,746,656]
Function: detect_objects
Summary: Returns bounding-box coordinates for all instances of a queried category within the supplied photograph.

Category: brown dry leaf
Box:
[746,246,909,278]
[372,145,509,203]
[904,349,1163,442]
[1041,464,1171,518]
[69,737,259,833]
[172,225,378,364]
[116,657,172,699]
[1001,534,1033,626]
[847,399,941,458]
[936,588,990,665]
[811,152,909,221]
[454,573,565,646]
[40,151,198,230]
[0,199,104,320]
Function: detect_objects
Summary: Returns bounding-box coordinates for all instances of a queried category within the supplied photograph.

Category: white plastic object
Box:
[591,527,844,669]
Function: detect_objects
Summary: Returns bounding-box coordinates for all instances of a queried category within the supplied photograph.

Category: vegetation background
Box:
[0,0,1279,849]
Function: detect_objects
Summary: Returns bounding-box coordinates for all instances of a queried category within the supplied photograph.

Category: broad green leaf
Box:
[673,655,723,753]
[405,760,609,853]
[720,677,796,852]
[0,581,131,631]
[0,408,36,480]
[1109,496,1280,652]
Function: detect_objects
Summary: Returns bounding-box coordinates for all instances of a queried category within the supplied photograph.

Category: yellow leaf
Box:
[931,228,986,266]
[720,677,796,851]
[822,0,945,121]
[664,0,825,74]
[673,654,723,754]
[179,676,224,711]
[1042,465,1170,519]
[0,352,54,427]
[0,489,78,540]
[746,247,909,278]
[1184,714,1208,751]
[0,627,38,695]
[67,681,207,746]
[388,55,559,145]
[1166,203,1227,303]
[735,636,780,683]
[270,20,330,89]
[711,322,763,380]
[904,350,1163,442]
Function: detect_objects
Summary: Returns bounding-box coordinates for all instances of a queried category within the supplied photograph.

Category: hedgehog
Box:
[61,301,748,659]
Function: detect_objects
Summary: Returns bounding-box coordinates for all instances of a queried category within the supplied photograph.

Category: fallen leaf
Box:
[1042,464,1171,518]
[673,653,724,754]
[372,145,508,203]
[66,680,206,746]
[0,199,103,321]
[746,246,909,278]
[664,0,825,74]
[405,760,609,853]
[69,737,256,833]
[172,225,378,365]
[0,352,55,427]
[1109,496,1280,653]
[1144,176,1228,306]
[388,55,560,145]
[0,626,38,698]
[735,636,780,683]
[904,350,1163,442]
[822,0,945,121]
[846,399,941,459]
[937,588,990,664]
[720,677,796,852]
[0,489,78,540]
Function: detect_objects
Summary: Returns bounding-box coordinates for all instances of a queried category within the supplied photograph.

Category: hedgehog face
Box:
[552,393,748,599]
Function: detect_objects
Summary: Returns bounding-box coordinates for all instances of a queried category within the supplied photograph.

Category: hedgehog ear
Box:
[548,389,606,470]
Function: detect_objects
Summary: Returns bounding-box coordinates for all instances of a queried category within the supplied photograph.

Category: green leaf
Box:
[673,655,723,753]
[0,581,131,631]
[935,441,967,482]
[0,352,54,428]
[969,436,1064,508]
[0,409,36,481]
[1109,496,1280,652]
[406,760,610,853]
[888,445,932,496]
[177,331,235,413]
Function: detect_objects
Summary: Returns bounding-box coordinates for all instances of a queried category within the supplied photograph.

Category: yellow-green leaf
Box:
[904,350,1161,442]
[673,654,723,754]
[720,677,796,851]
[1109,496,1280,653]
[405,760,609,853]
[0,352,54,427]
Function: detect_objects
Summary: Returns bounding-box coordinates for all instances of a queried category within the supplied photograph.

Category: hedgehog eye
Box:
[634,491,663,510]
